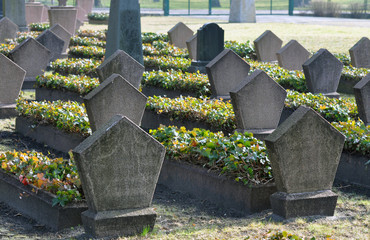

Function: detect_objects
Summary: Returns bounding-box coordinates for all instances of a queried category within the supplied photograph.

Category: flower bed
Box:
[143,41,189,58]
[68,46,105,59]
[87,12,109,24]
[50,58,101,77]
[0,43,15,57]
[225,40,257,60]
[28,23,50,31]
[69,36,106,48]
[5,31,40,44]
[144,55,191,71]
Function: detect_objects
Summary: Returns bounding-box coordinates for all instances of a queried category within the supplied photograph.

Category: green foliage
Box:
[0,43,15,57]
[142,32,168,44]
[77,29,107,40]
[150,126,272,184]
[28,23,50,31]
[5,31,40,44]
[342,65,370,82]
[144,55,191,72]
[69,36,106,47]
[69,45,105,59]
[87,12,109,21]
[225,40,257,60]
[334,53,351,66]
[50,58,101,77]
[266,231,311,240]
[143,40,189,58]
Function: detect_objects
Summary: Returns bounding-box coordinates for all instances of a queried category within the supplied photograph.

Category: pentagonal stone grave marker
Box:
[354,74,370,126]
[230,70,286,139]
[229,0,256,23]
[168,22,194,49]
[84,74,147,132]
[49,23,72,55]
[96,49,145,88]
[265,106,345,219]
[9,38,51,84]
[302,48,343,98]
[0,17,18,43]
[276,40,310,71]
[3,0,27,31]
[254,30,282,62]
[186,34,197,60]
[48,7,77,35]
[206,49,250,99]
[73,115,165,237]
[36,29,65,61]
[349,37,370,68]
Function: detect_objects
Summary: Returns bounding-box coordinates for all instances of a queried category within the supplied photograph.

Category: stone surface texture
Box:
[230,70,286,131]
[354,74,370,125]
[167,22,194,49]
[186,33,197,60]
[49,23,71,54]
[84,74,147,132]
[48,8,77,35]
[9,38,51,78]
[229,0,256,23]
[0,53,26,104]
[302,48,343,95]
[0,17,18,43]
[3,0,27,31]
[349,37,370,68]
[265,106,345,194]
[105,0,143,64]
[276,40,310,70]
[25,2,45,25]
[206,49,250,98]
[254,30,282,62]
[36,29,64,61]
[196,23,224,62]
[77,0,93,14]
[96,49,145,88]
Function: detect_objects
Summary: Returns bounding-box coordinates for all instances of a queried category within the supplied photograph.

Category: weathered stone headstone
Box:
[265,106,345,219]
[229,0,256,23]
[3,0,27,31]
[254,30,282,62]
[230,70,287,139]
[188,23,224,73]
[75,18,83,31]
[77,0,94,15]
[49,23,72,55]
[0,0,3,19]
[25,2,45,25]
[349,37,370,68]
[48,7,77,35]
[206,49,250,99]
[73,115,165,237]
[302,48,343,98]
[76,6,88,22]
[167,22,194,49]
[105,0,143,64]
[84,74,147,132]
[36,29,64,61]
[354,74,370,126]
[58,0,67,6]
[9,38,51,85]
[96,50,145,88]
[0,17,18,43]
[186,34,197,60]
[41,4,49,23]
[276,40,310,71]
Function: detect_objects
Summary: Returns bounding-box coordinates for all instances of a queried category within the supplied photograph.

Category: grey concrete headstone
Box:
[36,29,65,61]
[302,48,343,97]
[276,40,310,71]
[230,70,286,138]
[48,7,77,35]
[254,30,282,62]
[167,22,194,49]
[186,34,197,60]
[0,53,26,104]
[9,38,51,80]
[49,23,72,54]
[105,0,143,64]
[76,6,88,22]
[354,74,370,125]
[206,49,250,99]
[41,4,49,23]
[0,17,18,43]
[84,74,147,132]
[196,23,224,62]
[3,0,27,31]
[25,2,45,25]
[229,0,256,23]
[349,37,370,68]
[96,50,145,88]
[77,0,94,15]
[73,115,165,237]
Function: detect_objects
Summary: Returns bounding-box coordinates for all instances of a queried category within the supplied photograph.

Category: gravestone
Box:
[9,38,51,87]
[73,115,165,237]
[229,0,256,23]
[49,23,71,55]
[0,53,26,118]
[0,17,18,43]
[276,40,310,71]
[0,0,3,19]
[105,0,143,64]
[76,6,88,22]
[254,30,282,62]
[302,49,343,98]
[84,74,147,132]
[3,0,27,31]
[230,70,287,140]
[167,22,194,49]
[354,74,370,126]
[349,37,370,68]
[48,7,77,35]
[188,23,224,73]
[77,0,94,15]
[265,106,345,219]
[206,49,250,99]
[96,50,145,88]
[75,18,83,31]
[25,2,45,25]
[186,34,197,60]
[58,0,67,6]
[36,29,64,61]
